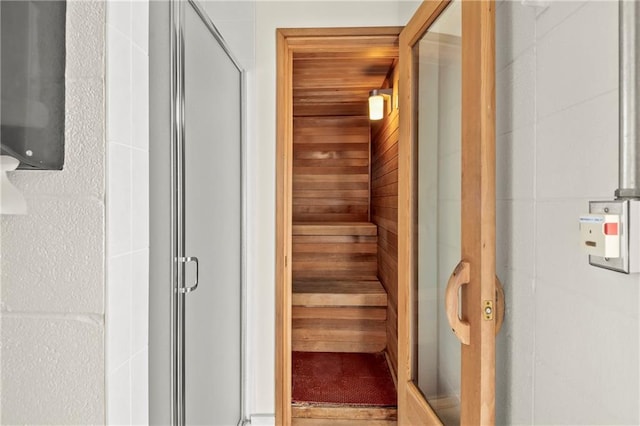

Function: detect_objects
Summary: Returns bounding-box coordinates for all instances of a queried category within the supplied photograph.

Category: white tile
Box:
[107,27,132,147]
[535,199,640,318]
[535,0,587,40]
[0,197,105,314]
[132,149,149,251]
[536,1,618,119]
[132,47,149,151]
[501,270,536,353]
[108,362,131,426]
[107,0,132,38]
[495,0,536,71]
[496,125,535,201]
[131,0,149,53]
[496,200,536,278]
[131,349,149,426]
[495,200,511,280]
[131,250,149,354]
[108,254,133,373]
[496,48,536,135]
[108,143,133,256]
[536,90,618,200]
[533,358,617,425]
[496,334,534,426]
[1,316,104,424]
[534,284,639,424]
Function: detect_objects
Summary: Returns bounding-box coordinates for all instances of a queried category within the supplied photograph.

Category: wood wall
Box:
[293,116,370,223]
[370,73,399,377]
[291,223,386,353]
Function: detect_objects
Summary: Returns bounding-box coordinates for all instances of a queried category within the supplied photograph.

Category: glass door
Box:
[172,1,244,424]
[398,0,499,424]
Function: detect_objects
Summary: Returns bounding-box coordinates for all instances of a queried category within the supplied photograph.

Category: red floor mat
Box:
[292,352,397,407]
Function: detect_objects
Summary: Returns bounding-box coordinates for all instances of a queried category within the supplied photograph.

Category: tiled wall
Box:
[106,1,149,424]
[0,2,106,423]
[495,1,639,424]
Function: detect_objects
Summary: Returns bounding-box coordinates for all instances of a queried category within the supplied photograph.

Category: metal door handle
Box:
[178,256,199,293]
[445,261,471,345]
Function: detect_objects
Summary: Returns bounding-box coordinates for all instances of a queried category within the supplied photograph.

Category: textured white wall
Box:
[106,1,150,425]
[495,1,639,424]
[0,2,106,423]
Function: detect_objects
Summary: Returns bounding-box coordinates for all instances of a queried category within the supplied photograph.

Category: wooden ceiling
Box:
[293,46,398,117]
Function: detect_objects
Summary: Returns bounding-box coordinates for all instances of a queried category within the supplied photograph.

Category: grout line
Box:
[534,0,589,41]
[0,311,104,326]
[535,88,618,123]
[531,11,538,423]
[15,193,105,203]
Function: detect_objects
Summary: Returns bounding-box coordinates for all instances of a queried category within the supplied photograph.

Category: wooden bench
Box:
[292,222,387,353]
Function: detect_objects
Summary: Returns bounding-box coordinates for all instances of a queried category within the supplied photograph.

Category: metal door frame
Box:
[170,1,247,424]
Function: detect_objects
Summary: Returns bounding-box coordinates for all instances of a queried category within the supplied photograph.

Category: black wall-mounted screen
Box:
[1,1,66,170]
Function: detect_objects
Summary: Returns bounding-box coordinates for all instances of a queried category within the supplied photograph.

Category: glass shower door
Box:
[173,1,244,424]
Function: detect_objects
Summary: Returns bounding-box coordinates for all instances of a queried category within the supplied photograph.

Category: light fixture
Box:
[368,88,393,121]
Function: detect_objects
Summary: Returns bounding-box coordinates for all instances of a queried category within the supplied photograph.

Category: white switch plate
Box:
[579,213,620,258]
[586,200,640,274]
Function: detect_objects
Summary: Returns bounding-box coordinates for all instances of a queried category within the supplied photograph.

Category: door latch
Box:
[483,300,493,320]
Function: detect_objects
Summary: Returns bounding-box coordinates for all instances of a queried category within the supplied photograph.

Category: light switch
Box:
[579,214,621,258]
[584,200,640,274]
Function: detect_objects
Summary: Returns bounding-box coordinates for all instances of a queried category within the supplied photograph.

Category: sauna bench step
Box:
[293,280,387,307]
[292,222,378,236]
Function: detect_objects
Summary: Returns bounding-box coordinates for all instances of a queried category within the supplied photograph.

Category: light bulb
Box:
[369,95,384,120]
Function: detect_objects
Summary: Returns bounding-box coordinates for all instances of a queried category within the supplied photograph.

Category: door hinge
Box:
[483,300,494,320]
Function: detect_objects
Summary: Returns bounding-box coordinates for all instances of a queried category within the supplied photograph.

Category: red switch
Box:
[604,222,619,235]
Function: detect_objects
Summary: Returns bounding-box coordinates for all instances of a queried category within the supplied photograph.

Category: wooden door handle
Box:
[495,276,505,335]
[445,261,471,345]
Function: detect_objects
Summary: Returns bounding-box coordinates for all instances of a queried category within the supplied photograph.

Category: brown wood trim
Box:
[276,28,293,426]
[460,1,497,424]
[397,0,497,424]
[279,27,404,38]
[405,382,442,425]
[397,1,449,422]
[276,27,401,426]
[292,405,397,421]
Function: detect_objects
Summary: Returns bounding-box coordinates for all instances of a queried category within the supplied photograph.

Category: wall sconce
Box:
[368,88,394,121]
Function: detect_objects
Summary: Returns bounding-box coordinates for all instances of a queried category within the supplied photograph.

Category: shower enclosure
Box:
[149,1,246,425]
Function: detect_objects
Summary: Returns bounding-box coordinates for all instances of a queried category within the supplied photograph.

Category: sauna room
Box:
[287,29,402,423]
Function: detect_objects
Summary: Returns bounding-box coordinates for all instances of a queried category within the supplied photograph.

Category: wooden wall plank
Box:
[370,67,400,378]
[292,306,387,321]
[386,302,398,381]
[293,117,371,223]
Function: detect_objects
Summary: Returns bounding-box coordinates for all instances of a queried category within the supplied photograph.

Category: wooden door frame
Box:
[398,0,496,424]
[275,27,402,425]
